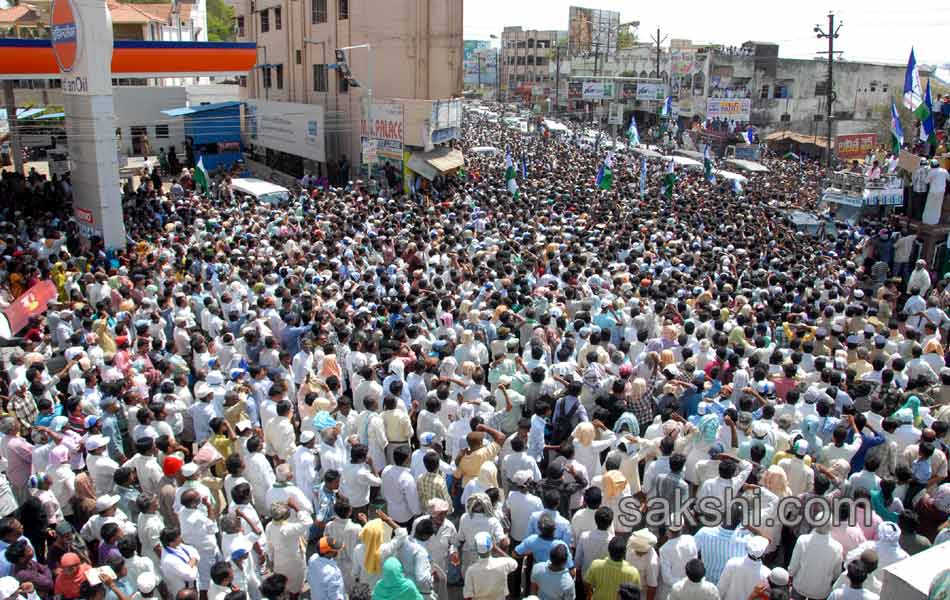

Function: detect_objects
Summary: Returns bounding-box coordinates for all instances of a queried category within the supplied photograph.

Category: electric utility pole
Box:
[815,13,843,173]
[650,27,666,80]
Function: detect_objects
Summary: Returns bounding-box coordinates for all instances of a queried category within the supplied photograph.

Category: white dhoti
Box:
[923,187,945,224]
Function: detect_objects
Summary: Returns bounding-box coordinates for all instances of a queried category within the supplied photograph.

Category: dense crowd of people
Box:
[0,103,949,600]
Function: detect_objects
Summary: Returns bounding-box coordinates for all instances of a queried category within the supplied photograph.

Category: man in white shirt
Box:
[501,435,542,490]
[504,470,543,597]
[923,160,949,225]
[788,519,843,600]
[86,434,119,495]
[380,445,420,528]
[462,531,518,600]
[263,401,296,463]
[718,535,770,600]
[178,489,219,592]
[658,517,698,600]
[696,455,753,518]
[339,444,381,519]
[290,431,318,507]
[159,527,199,597]
[669,558,722,600]
[828,560,880,600]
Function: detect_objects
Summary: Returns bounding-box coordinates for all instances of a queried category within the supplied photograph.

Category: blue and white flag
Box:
[904,47,929,121]
[743,125,756,144]
[639,157,647,198]
[661,96,673,117]
[921,79,936,145]
[627,115,640,147]
[733,178,743,196]
[890,99,904,153]
[521,156,528,179]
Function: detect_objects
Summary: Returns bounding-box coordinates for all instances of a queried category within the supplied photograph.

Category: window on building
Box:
[774,80,792,98]
[276,64,283,89]
[527,38,535,48]
[527,55,534,65]
[536,56,547,66]
[760,84,770,99]
[239,75,247,87]
[155,124,169,139]
[313,64,327,91]
[882,83,889,93]
[236,16,244,37]
[339,0,348,19]
[296,49,302,65]
[815,80,827,96]
[507,56,514,65]
[274,7,281,30]
[517,41,525,48]
[312,0,327,23]
[260,9,269,32]
[338,71,349,93]
[517,56,525,65]
[263,66,272,88]
[869,81,877,92]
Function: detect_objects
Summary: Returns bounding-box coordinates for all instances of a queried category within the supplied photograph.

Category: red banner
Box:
[4,280,57,333]
[836,133,877,160]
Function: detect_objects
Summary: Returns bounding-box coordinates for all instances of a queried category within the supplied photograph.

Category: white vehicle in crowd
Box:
[469,146,501,157]
[230,178,292,206]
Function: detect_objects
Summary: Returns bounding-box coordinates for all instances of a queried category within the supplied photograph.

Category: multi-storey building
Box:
[499,26,565,101]
[236,0,463,177]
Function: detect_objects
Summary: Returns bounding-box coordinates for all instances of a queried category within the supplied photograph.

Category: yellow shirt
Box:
[457,442,500,485]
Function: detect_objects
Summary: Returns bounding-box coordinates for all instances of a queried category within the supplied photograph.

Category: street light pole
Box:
[338,44,373,172]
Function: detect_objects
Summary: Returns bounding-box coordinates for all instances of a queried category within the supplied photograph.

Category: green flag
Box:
[662,162,676,199]
[194,156,209,193]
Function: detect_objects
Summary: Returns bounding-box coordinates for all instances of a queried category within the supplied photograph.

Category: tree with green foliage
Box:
[206,0,235,42]
[122,0,234,42]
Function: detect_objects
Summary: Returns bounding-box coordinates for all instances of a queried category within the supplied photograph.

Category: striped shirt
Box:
[584,558,641,600]
[693,526,750,584]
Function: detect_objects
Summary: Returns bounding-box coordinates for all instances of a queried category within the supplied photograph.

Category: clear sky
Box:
[463,1,950,66]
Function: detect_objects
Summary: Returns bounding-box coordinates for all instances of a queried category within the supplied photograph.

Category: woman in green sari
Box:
[373,556,423,600]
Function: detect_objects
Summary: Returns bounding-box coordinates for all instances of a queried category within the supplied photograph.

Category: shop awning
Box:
[407,147,464,180]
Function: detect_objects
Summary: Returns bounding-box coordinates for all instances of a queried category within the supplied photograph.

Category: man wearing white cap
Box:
[291,431,318,507]
[788,516,843,600]
[0,576,30,600]
[463,531,517,600]
[134,571,159,599]
[504,469,543,597]
[265,464,311,518]
[626,529,659,600]
[80,494,136,543]
[173,462,214,515]
[717,535,769,600]
[86,433,119,495]
[413,499,458,600]
[657,516,697,600]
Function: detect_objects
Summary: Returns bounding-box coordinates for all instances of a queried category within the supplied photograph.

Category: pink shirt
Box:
[4,435,33,487]
[829,524,867,559]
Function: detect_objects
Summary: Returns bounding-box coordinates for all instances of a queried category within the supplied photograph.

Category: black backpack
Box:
[550,397,580,445]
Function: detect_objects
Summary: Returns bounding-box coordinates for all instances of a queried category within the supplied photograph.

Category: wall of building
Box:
[710,54,903,139]
[114,86,187,156]
[240,0,463,168]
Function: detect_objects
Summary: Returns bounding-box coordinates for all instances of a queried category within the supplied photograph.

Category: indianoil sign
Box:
[51,0,80,72]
